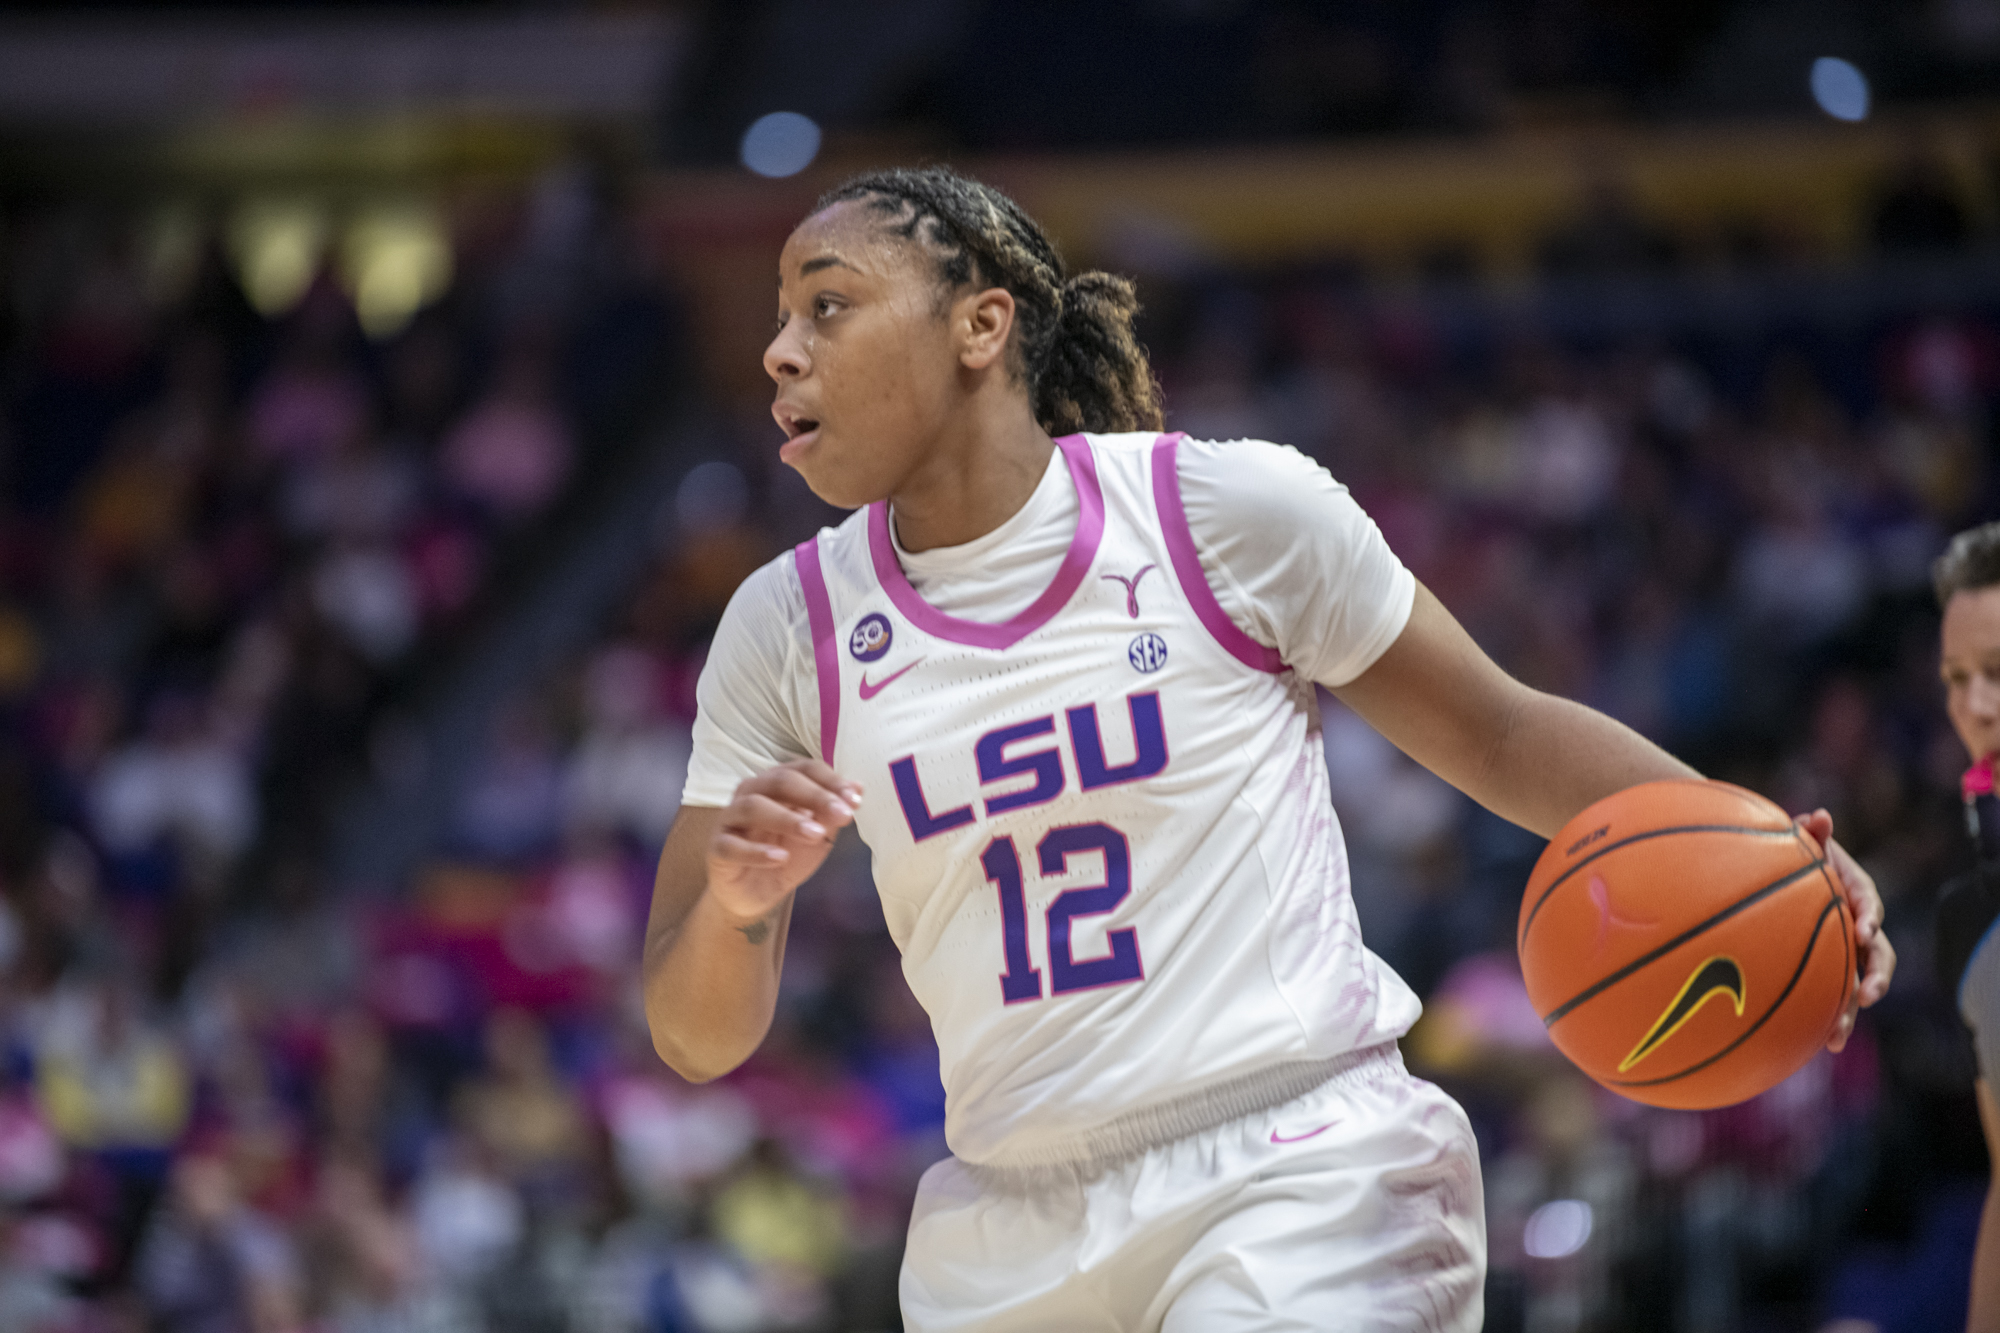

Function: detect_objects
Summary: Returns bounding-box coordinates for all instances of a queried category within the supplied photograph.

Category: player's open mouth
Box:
[774,404,822,461]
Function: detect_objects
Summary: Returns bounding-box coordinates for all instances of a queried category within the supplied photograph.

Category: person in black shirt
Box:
[1934,521,2000,1332]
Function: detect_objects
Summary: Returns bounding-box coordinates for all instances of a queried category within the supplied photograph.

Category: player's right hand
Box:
[706,760,863,927]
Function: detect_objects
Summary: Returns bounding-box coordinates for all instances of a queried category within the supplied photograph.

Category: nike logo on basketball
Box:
[858,659,925,700]
[1100,564,1156,619]
[1270,1121,1337,1144]
[1618,956,1745,1073]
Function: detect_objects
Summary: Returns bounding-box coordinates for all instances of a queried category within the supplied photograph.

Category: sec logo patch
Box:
[1128,632,1168,673]
[850,613,894,662]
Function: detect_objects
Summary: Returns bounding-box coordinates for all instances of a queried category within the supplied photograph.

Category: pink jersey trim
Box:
[866,433,1106,651]
[1149,433,1285,674]
[793,537,840,761]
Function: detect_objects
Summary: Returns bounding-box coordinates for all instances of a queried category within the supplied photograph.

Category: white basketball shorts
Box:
[900,1044,1485,1332]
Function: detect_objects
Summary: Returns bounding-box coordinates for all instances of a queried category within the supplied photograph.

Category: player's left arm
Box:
[1332,581,1894,1047]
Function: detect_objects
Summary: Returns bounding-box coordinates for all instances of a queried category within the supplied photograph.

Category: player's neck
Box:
[889,398,1054,554]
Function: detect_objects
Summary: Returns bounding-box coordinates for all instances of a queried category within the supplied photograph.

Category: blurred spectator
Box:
[1881,314,2000,423]
[599,1062,757,1212]
[1538,176,1679,277]
[1515,389,1622,525]
[408,1134,522,1294]
[75,417,203,579]
[89,690,255,878]
[299,1154,428,1333]
[440,342,574,524]
[314,1010,426,1177]
[1871,145,1973,254]
[282,434,420,547]
[1163,326,1281,444]
[0,1089,65,1208]
[246,301,370,467]
[536,829,647,977]
[710,1137,846,1327]
[136,1147,303,1333]
[1732,491,1871,650]
[34,979,191,1159]
[1485,1076,1637,1333]
[1592,575,1733,749]
[380,319,464,448]
[311,540,420,665]
[453,699,565,863]
[0,1213,83,1333]
[1321,697,1463,961]
[561,643,691,849]
[454,1008,590,1203]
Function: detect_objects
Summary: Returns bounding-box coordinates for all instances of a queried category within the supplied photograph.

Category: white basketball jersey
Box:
[793,432,1421,1168]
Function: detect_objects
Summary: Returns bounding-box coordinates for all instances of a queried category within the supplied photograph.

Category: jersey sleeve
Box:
[1175,437,1416,689]
[680,551,820,809]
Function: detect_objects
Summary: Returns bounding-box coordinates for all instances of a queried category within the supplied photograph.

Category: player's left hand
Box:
[1795,808,1895,1053]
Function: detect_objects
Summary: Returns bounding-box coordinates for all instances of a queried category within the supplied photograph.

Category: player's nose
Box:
[764,321,809,383]
[1972,676,2000,723]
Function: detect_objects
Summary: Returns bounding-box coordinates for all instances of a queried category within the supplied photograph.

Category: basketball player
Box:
[642,167,1895,1330]
[1934,522,2000,1333]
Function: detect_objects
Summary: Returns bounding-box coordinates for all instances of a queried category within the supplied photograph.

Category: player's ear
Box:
[958,287,1016,371]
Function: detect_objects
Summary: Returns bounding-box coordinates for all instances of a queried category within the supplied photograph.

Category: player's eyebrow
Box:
[779,254,862,286]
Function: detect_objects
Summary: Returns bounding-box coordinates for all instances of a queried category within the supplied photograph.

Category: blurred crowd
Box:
[0,174,737,1332]
[1,156,1999,1333]
[677,0,2000,156]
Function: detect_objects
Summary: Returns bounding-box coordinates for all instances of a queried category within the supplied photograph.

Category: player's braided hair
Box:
[812,166,1164,436]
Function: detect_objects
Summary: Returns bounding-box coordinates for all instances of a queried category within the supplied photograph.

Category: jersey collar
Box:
[867,433,1105,651]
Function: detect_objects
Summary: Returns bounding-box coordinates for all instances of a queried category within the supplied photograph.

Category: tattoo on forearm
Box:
[737,915,772,945]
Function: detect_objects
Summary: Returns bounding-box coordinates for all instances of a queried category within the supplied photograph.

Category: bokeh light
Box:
[1523,1199,1594,1259]
[674,459,750,533]
[1811,56,1870,122]
[227,198,329,316]
[341,204,454,339]
[740,111,822,178]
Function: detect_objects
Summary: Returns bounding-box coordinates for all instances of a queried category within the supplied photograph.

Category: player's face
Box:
[1942,584,2000,763]
[764,202,964,509]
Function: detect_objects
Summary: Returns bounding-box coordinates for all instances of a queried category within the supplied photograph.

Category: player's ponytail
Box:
[1040,271,1164,435]
[812,167,1163,436]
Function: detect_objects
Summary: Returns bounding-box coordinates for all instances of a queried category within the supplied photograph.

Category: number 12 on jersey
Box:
[981,822,1145,1004]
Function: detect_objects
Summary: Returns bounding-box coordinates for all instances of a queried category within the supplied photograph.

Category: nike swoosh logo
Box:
[1270,1121,1337,1145]
[1618,955,1746,1073]
[858,658,925,701]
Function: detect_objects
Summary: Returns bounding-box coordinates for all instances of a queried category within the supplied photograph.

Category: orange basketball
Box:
[1516,779,1855,1110]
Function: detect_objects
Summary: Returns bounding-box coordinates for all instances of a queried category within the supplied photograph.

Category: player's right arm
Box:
[642,553,845,1082]
[643,761,861,1082]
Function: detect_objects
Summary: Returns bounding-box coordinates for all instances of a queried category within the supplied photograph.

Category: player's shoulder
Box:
[1175,434,1330,478]
[1084,430,1339,498]
[1170,435,1356,525]
[720,544,811,641]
